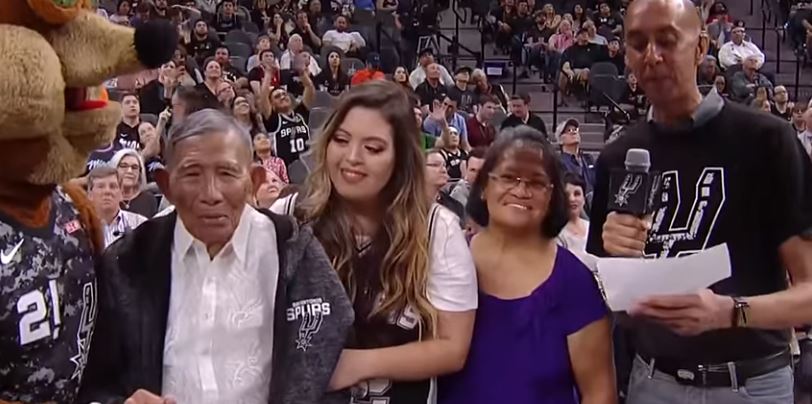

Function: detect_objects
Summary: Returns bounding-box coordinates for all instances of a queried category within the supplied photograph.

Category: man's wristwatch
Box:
[732,296,750,328]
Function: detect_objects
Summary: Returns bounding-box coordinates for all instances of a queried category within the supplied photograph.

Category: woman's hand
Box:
[329,350,371,391]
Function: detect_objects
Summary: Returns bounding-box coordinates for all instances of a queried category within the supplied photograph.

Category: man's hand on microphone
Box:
[629,289,735,336]
[124,389,176,404]
[602,212,651,257]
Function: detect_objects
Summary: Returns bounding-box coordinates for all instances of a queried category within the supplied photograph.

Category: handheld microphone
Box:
[607,148,662,216]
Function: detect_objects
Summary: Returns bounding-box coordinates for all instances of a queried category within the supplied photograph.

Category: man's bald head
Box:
[624,0,708,124]
[626,0,703,36]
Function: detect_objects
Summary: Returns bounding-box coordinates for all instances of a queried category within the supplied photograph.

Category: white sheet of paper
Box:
[596,244,732,312]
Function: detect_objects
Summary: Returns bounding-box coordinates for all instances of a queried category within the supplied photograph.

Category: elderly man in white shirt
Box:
[78,109,353,404]
[321,14,366,55]
[409,48,454,89]
[718,24,765,69]
[86,165,147,247]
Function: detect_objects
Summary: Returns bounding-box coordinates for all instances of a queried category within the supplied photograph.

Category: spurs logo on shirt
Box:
[647,167,726,258]
[287,297,332,351]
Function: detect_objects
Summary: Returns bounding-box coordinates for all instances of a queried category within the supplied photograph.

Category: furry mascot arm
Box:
[48,12,177,87]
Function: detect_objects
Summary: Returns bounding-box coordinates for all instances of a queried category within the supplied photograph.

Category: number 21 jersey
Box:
[0,187,97,403]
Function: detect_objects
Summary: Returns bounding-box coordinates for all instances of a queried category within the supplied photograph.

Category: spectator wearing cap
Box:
[415,63,449,111]
[211,0,242,33]
[560,28,605,96]
[322,15,366,58]
[350,52,386,86]
[729,55,773,103]
[185,19,221,66]
[466,94,498,148]
[447,67,476,114]
[423,94,469,142]
[500,93,548,139]
[409,48,454,89]
[606,36,625,73]
[718,21,765,70]
[556,118,595,196]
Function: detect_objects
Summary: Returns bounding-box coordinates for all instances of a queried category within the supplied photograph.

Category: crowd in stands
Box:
[58,0,812,402]
[82,0,812,258]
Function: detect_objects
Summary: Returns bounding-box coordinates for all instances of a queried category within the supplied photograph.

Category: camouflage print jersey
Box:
[0,187,97,404]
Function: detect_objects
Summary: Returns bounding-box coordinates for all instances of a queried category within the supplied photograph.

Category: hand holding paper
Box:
[596,244,734,336]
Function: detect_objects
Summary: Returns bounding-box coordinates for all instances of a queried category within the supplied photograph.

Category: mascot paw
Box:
[134,19,179,69]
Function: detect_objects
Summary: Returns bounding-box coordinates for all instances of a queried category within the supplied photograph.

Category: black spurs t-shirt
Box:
[264,104,311,166]
[85,142,123,174]
[440,148,468,180]
[587,96,812,363]
[115,121,142,150]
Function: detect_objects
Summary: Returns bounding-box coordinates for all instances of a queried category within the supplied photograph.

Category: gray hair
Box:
[87,165,120,190]
[165,108,253,164]
[109,148,147,191]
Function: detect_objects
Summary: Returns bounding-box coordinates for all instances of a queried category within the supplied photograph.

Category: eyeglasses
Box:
[489,173,553,193]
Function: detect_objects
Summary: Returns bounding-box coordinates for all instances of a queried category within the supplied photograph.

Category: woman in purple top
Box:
[439,126,617,404]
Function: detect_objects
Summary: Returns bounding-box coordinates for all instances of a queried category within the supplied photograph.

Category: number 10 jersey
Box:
[0,187,97,404]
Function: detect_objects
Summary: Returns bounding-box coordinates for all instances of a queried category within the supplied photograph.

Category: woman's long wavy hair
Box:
[296,81,436,333]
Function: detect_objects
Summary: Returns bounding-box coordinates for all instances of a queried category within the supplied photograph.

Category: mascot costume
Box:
[0,1,176,402]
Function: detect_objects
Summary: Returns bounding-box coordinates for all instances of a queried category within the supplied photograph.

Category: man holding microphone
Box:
[587,1,812,403]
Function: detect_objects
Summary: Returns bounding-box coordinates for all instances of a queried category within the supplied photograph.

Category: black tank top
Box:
[266,110,311,166]
[440,148,468,180]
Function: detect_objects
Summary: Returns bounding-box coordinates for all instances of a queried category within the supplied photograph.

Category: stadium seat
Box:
[313,90,336,108]
[139,113,158,125]
[243,21,260,33]
[490,108,507,128]
[300,151,317,171]
[588,62,624,110]
[320,45,345,61]
[225,41,252,59]
[225,29,253,47]
[288,159,309,184]
[341,57,366,76]
[229,56,248,75]
[308,107,332,131]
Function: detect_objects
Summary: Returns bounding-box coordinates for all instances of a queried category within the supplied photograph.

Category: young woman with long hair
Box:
[271,81,477,404]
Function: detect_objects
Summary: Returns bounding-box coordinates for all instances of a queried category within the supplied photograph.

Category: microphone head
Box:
[625,148,651,173]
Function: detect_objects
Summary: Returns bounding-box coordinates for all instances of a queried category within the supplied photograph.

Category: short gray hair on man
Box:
[165,108,253,164]
[87,165,120,190]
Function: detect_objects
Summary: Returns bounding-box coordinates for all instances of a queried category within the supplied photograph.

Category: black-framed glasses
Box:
[488,173,553,193]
